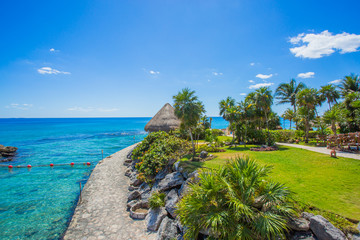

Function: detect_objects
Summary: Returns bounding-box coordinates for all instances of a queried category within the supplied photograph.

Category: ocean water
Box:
[0,117,228,240]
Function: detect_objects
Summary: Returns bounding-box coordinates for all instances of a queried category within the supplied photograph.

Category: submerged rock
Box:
[310,215,347,240]
[0,145,18,157]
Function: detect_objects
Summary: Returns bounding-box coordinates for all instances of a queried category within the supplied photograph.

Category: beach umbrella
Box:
[144,103,181,132]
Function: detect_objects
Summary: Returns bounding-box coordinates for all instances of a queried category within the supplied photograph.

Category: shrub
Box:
[149,191,166,209]
[196,144,225,153]
[177,157,294,240]
[295,130,305,139]
[269,130,295,142]
[211,129,224,136]
[132,131,190,183]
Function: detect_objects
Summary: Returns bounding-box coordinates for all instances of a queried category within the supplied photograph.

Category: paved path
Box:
[63,144,155,240]
[277,142,360,160]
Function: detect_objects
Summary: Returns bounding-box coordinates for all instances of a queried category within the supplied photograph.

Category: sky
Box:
[1,0,360,118]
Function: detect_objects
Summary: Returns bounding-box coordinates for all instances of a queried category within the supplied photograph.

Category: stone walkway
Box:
[277,142,360,160]
[63,144,156,240]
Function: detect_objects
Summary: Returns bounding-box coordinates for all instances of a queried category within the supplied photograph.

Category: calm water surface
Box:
[0,117,228,240]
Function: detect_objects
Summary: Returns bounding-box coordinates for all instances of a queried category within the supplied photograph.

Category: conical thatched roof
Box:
[144,103,181,132]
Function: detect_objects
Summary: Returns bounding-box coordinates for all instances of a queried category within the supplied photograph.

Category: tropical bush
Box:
[211,129,224,136]
[132,131,190,182]
[268,130,295,142]
[177,157,294,240]
[149,191,166,209]
[196,144,225,153]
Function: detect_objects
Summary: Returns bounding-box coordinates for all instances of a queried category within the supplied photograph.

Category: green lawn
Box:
[180,145,360,220]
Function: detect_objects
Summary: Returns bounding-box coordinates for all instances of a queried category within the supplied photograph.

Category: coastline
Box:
[63,143,155,240]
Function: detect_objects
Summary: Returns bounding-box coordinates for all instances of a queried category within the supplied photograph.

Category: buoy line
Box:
[1,161,96,169]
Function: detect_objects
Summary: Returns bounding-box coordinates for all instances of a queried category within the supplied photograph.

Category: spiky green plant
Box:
[176,157,294,240]
[149,191,166,209]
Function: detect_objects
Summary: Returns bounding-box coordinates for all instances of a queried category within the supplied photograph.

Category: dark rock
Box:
[123,159,132,166]
[125,168,132,177]
[173,161,181,172]
[288,217,310,232]
[156,172,184,192]
[0,145,18,157]
[156,217,179,240]
[301,212,315,221]
[155,168,171,181]
[146,207,167,232]
[290,231,317,240]
[0,158,13,162]
[199,151,208,159]
[128,186,138,191]
[128,190,141,202]
[165,189,179,218]
[310,215,347,240]
[130,176,143,187]
[126,149,133,159]
[188,170,200,183]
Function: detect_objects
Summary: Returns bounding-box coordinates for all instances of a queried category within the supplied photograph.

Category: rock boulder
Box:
[156,217,179,240]
[165,189,179,218]
[156,172,184,192]
[146,207,168,232]
[309,215,347,240]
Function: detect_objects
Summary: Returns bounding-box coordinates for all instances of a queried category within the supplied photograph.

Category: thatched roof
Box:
[144,103,181,132]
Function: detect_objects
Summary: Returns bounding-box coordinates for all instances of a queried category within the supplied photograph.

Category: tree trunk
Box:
[290,119,292,130]
[331,121,336,135]
[293,104,298,130]
[265,112,270,145]
[189,128,195,159]
[305,119,309,143]
[329,101,332,110]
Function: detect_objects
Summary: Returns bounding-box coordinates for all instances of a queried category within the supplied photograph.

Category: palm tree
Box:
[254,87,273,145]
[339,74,360,97]
[323,106,339,135]
[219,97,236,141]
[275,79,306,129]
[173,88,205,158]
[282,108,296,130]
[296,88,318,143]
[319,84,339,110]
[177,157,294,240]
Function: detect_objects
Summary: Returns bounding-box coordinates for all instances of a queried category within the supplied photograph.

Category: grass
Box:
[179,144,360,221]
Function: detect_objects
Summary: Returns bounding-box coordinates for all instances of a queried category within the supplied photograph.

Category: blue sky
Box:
[1,0,360,118]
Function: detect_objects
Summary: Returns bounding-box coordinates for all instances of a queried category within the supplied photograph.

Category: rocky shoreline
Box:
[125,147,359,240]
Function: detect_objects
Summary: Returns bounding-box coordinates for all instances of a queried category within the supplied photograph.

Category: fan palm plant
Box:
[339,74,360,97]
[173,88,205,158]
[177,157,294,240]
[219,97,236,141]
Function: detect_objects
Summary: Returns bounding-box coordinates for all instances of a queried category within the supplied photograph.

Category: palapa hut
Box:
[144,103,181,132]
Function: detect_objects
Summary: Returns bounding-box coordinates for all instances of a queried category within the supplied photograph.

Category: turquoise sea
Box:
[0,117,228,240]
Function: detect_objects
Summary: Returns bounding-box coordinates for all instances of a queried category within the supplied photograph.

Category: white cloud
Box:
[149,70,160,75]
[249,80,254,83]
[297,72,315,78]
[37,67,70,75]
[249,82,274,89]
[67,107,119,112]
[49,48,59,52]
[256,74,273,79]
[250,62,255,66]
[6,103,33,110]
[289,30,360,59]
[212,72,223,76]
[239,93,247,96]
[329,79,342,84]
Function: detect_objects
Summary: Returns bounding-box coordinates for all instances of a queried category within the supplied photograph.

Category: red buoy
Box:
[70,162,74,166]
[86,162,91,166]
[8,165,13,168]
[27,164,32,168]
[50,163,54,167]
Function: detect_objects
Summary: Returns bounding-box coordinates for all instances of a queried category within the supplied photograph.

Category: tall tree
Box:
[323,106,340,135]
[339,74,360,97]
[254,87,273,145]
[275,79,306,129]
[319,84,339,110]
[282,108,296,130]
[219,97,236,140]
[296,88,318,143]
[173,88,205,158]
